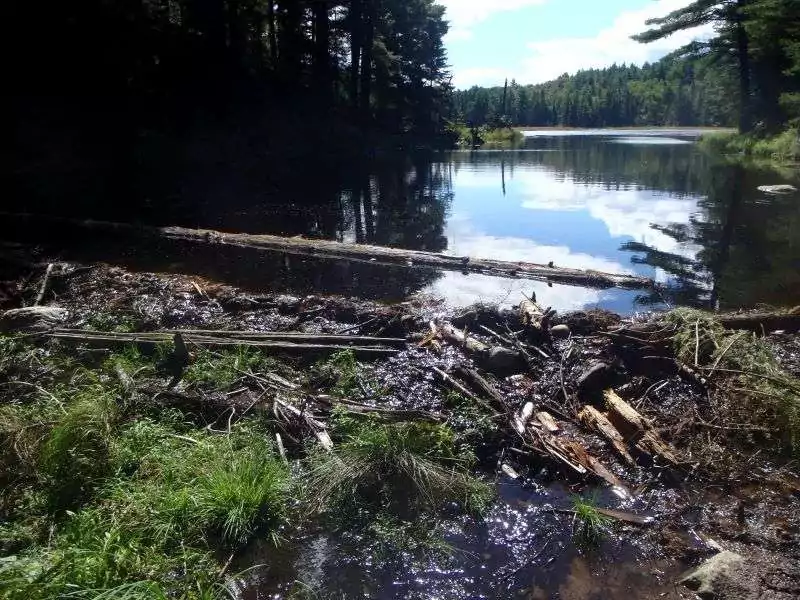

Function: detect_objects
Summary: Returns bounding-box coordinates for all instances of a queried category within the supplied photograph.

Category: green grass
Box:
[699,128,800,164]
[183,346,275,389]
[1,419,290,599]
[0,338,291,599]
[306,413,492,516]
[571,494,612,545]
[666,308,800,454]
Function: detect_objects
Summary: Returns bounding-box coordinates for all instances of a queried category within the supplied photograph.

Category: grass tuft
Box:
[571,493,612,545]
[306,414,492,516]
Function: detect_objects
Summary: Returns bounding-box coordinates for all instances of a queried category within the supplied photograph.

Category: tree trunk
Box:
[266,0,278,63]
[312,0,331,104]
[349,0,362,112]
[359,0,374,121]
[735,0,752,133]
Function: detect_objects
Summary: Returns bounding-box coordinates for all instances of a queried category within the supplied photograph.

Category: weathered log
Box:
[717,310,800,334]
[577,405,635,466]
[519,298,555,333]
[559,439,625,488]
[438,323,526,374]
[604,389,653,436]
[604,389,679,464]
[0,212,655,290]
[512,401,535,435]
[454,365,509,413]
[438,323,490,354]
[34,263,54,306]
[535,411,560,433]
[1,306,69,332]
[46,329,400,357]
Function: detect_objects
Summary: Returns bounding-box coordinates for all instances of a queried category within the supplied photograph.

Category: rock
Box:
[482,346,526,375]
[679,551,753,599]
[758,184,797,195]
[549,324,571,339]
[577,361,612,398]
[0,306,69,332]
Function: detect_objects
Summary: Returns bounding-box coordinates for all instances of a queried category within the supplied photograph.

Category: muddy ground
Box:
[1,257,799,599]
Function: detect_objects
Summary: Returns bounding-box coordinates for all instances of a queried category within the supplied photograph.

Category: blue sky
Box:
[438,0,714,88]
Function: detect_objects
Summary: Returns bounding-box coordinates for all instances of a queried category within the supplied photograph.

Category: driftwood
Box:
[454,366,509,413]
[578,405,635,466]
[45,329,400,358]
[166,329,407,347]
[604,390,679,464]
[438,323,489,354]
[519,298,555,333]
[535,411,560,433]
[512,402,535,435]
[0,213,654,290]
[34,263,54,306]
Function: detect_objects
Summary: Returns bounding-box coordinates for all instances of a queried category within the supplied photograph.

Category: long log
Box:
[1,213,654,290]
[51,327,406,347]
[47,330,399,357]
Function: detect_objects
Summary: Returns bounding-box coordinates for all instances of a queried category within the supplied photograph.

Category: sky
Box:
[438,0,715,89]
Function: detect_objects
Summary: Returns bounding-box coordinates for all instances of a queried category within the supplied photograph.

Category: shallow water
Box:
[234,477,687,600]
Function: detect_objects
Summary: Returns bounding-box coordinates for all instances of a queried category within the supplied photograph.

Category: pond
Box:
[6,129,800,314]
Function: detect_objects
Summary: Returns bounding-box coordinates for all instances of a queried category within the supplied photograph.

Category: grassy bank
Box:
[451,124,525,149]
[0,337,488,598]
[699,128,800,164]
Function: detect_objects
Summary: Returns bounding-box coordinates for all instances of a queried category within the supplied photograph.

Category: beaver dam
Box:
[1,260,799,600]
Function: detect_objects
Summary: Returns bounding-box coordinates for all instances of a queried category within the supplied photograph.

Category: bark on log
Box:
[604,389,653,436]
[717,311,800,334]
[0,213,654,290]
[438,323,489,354]
[578,405,635,466]
[454,365,509,413]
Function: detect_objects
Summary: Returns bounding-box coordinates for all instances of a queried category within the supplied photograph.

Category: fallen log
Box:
[0,213,655,290]
[604,389,679,464]
[439,323,526,375]
[717,310,800,334]
[578,405,635,466]
[47,329,399,358]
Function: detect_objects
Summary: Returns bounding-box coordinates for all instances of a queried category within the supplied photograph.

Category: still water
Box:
[11,129,800,313]
[334,130,799,313]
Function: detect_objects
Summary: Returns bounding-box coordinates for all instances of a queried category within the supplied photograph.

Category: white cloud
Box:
[437,0,548,42]
[451,0,717,87]
[419,215,629,308]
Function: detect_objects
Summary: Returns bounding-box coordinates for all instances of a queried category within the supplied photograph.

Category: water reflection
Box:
[6,131,800,312]
[436,137,800,311]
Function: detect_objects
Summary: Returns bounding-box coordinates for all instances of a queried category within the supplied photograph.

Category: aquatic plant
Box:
[570,493,612,545]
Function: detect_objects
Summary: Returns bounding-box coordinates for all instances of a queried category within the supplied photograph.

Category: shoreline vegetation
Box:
[1,262,799,598]
[698,128,800,165]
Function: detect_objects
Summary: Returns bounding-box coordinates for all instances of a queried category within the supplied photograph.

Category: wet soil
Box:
[2,257,799,599]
